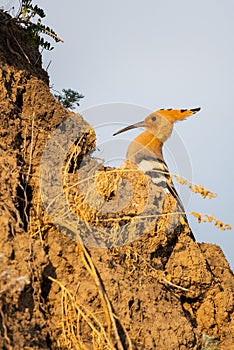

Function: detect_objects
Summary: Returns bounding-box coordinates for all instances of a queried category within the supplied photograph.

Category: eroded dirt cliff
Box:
[0,11,234,350]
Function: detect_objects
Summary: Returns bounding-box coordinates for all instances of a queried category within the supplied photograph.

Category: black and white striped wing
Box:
[137,157,185,214]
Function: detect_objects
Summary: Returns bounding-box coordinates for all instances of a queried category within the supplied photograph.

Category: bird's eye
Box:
[151,116,156,121]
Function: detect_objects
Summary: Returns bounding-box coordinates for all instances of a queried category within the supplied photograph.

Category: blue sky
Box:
[7,1,234,268]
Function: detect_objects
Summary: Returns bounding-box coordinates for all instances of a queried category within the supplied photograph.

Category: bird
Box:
[113,107,201,239]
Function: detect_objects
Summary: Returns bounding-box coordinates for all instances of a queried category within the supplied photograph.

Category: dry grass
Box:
[63,155,231,235]
[190,212,231,231]
[30,141,231,348]
[48,276,114,350]
[173,174,216,199]
[47,234,132,350]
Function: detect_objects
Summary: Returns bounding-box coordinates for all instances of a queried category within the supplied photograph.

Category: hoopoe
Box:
[113,107,201,239]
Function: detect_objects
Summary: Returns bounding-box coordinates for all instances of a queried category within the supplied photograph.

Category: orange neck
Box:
[132,131,164,160]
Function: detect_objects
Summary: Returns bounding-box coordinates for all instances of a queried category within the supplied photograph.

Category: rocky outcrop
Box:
[0,10,233,349]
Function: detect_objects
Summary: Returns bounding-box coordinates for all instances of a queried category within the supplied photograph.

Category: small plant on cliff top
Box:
[16,0,63,50]
[54,89,85,110]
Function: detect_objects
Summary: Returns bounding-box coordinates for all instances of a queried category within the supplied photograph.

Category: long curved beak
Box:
[113,120,146,136]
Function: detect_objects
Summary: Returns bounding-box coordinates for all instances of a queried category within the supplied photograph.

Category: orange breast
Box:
[127,131,163,161]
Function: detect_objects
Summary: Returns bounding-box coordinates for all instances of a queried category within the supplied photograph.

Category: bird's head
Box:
[113,107,201,143]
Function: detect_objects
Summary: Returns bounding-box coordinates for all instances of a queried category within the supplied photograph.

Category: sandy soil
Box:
[0,10,234,350]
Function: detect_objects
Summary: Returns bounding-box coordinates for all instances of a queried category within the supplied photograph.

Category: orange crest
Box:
[156,107,201,123]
